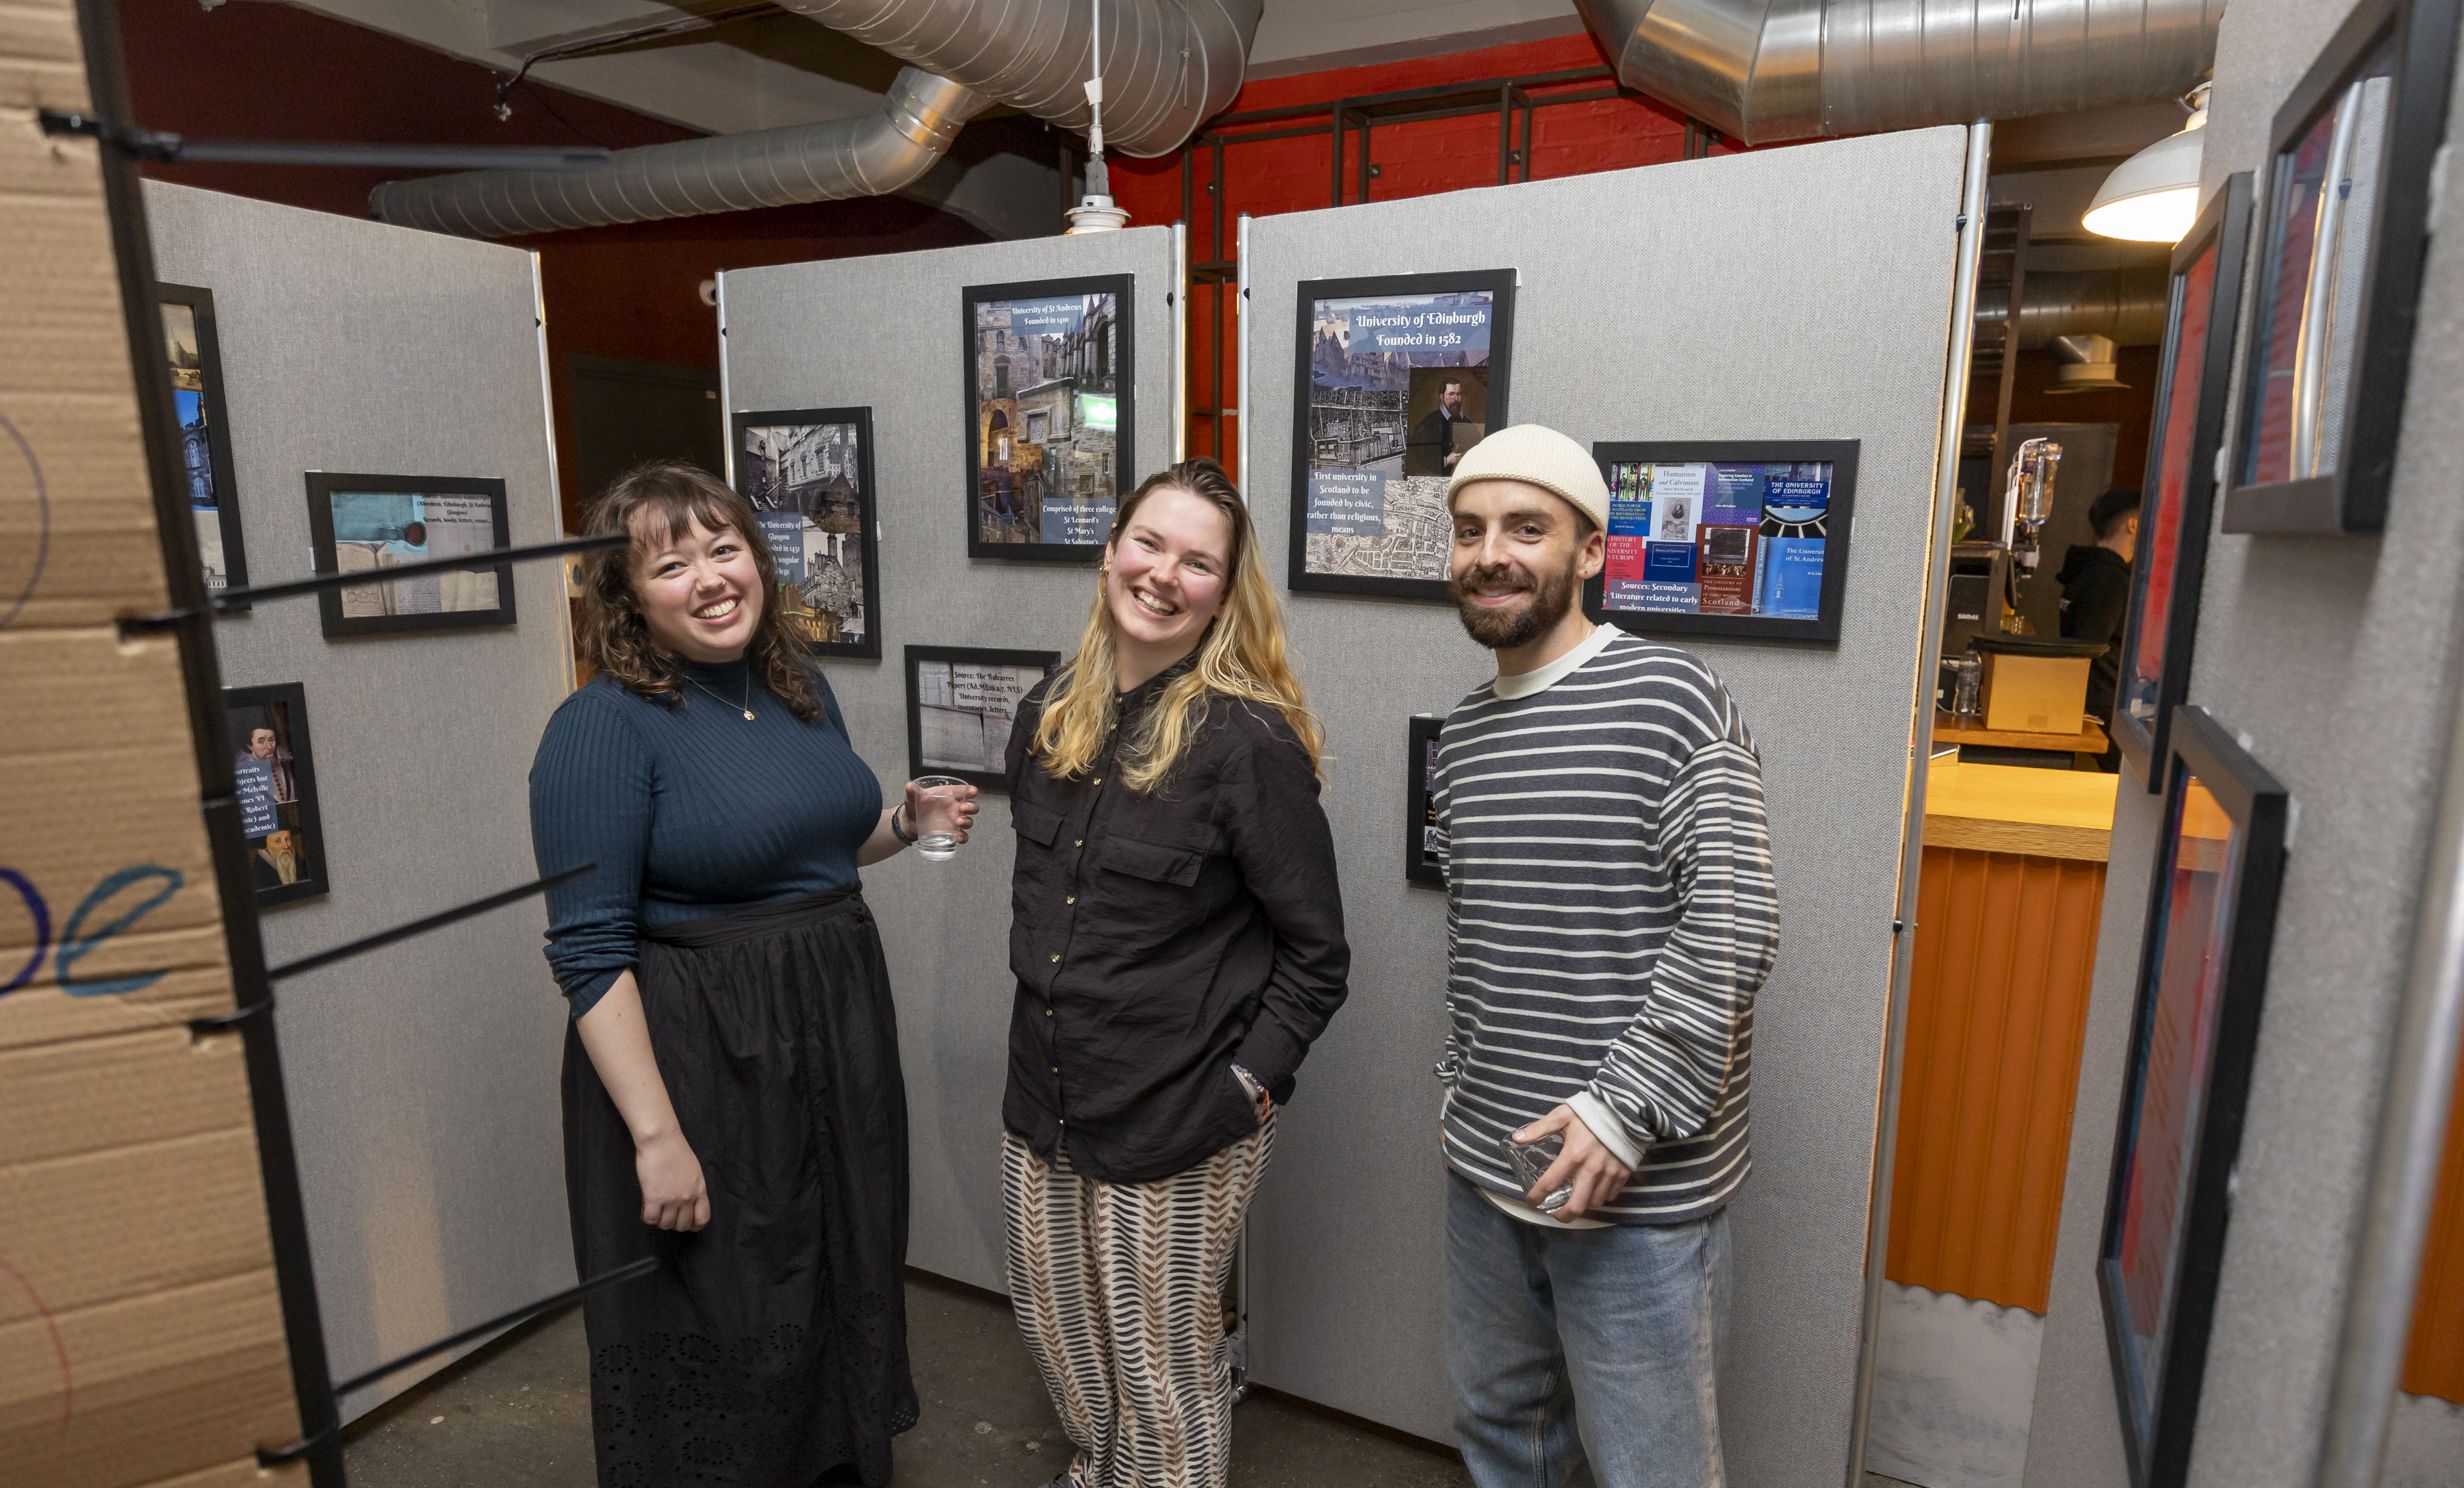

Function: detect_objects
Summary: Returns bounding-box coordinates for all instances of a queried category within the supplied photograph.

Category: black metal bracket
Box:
[38,108,611,171]
[185,865,591,1038]
[254,1254,662,1466]
[120,533,625,641]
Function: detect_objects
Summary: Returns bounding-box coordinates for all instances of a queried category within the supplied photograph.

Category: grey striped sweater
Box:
[1436,629,1778,1224]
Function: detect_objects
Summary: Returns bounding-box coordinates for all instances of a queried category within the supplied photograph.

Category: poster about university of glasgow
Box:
[1603,460,1833,623]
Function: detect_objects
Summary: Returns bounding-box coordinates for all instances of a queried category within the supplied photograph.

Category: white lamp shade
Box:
[2085,124,2206,242]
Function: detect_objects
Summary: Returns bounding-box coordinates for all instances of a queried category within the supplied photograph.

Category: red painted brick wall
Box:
[1108,32,1735,474]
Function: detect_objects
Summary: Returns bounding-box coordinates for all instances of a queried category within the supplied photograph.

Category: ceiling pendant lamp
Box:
[2086,84,2211,243]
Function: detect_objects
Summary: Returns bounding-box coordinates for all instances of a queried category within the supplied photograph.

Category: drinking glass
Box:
[911,775,968,862]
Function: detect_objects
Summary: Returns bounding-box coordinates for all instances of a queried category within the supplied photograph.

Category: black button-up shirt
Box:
[1002,660,1350,1183]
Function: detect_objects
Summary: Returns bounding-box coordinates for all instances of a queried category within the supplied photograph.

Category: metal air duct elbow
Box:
[372,66,986,238]
[778,0,1265,158]
[1574,0,2224,145]
[372,0,1263,238]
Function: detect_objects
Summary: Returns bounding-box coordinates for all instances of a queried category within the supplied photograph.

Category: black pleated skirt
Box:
[563,886,916,1488]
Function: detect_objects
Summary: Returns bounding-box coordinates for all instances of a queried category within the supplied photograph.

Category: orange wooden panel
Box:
[2401,1041,2464,1402]
[1886,845,2107,1312]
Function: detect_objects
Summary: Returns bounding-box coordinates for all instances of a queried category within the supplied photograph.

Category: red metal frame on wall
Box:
[1137,65,1723,478]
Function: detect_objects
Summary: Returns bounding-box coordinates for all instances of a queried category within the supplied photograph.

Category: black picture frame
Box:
[303,472,516,639]
[157,283,248,600]
[223,682,331,908]
[1287,269,1518,602]
[731,406,882,660]
[904,645,1061,792]
[2220,0,2461,534]
[1580,440,1860,643]
[1406,713,1444,887]
[963,274,1135,562]
[2115,176,2255,788]
[2097,704,2290,1488]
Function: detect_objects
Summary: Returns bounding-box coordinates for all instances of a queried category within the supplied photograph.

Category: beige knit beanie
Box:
[1443,423,1609,531]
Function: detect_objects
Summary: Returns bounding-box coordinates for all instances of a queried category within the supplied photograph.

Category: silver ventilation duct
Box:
[776,0,1263,158]
[1573,0,2224,145]
[372,0,1263,238]
[1974,267,2169,350]
[372,68,983,238]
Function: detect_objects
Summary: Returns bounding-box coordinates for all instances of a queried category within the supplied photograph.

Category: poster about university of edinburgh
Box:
[1289,270,1515,600]
[736,407,880,660]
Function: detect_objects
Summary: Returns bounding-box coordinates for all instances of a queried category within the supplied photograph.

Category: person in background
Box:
[530,461,977,1488]
[2057,485,2140,772]
[1407,379,1470,476]
[1001,457,1349,1488]
[1433,424,1778,1488]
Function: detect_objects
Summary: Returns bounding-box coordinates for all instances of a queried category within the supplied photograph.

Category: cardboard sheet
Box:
[1,0,305,1479]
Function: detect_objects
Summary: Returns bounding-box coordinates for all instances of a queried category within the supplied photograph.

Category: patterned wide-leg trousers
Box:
[1001,1119,1274,1488]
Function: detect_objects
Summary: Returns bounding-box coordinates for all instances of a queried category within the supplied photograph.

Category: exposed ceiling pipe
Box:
[371,66,984,238]
[372,0,1263,238]
[1572,0,2224,146]
[1974,266,2170,350]
[778,0,1263,158]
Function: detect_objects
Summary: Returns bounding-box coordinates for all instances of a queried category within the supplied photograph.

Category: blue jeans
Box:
[1444,1174,1732,1488]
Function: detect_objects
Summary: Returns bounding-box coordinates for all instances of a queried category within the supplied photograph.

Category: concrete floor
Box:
[345,1273,1473,1487]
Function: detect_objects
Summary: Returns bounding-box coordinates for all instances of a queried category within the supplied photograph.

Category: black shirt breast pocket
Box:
[1098,834,1207,889]
[1013,799,1063,849]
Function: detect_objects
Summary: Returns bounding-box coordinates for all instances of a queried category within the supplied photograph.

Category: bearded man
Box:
[1430,423,1778,1488]
[253,830,302,890]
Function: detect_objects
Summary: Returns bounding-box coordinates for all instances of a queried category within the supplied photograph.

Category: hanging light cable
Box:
[1065,0,1131,232]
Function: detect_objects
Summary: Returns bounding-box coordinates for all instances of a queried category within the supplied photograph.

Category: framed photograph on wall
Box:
[224,682,329,908]
[157,283,247,598]
[1582,440,1860,643]
[904,645,1060,792]
[1406,713,1443,887]
[303,473,515,639]
[733,407,881,660]
[2098,704,2290,1488]
[2221,0,2461,534]
[964,274,1133,561]
[2115,175,2253,788]
[1287,269,1517,602]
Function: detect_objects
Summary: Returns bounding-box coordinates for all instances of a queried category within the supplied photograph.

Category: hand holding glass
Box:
[906,776,977,862]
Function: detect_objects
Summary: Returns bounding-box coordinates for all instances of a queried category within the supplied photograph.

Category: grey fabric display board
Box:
[2026,1,2464,1484]
[719,229,1180,1292]
[1243,128,1968,1473]
[144,181,576,1420]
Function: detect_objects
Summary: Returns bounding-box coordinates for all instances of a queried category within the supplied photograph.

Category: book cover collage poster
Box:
[1602,460,1833,620]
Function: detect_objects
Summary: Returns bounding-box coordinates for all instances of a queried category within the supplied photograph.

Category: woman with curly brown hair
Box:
[529,461,975,1487]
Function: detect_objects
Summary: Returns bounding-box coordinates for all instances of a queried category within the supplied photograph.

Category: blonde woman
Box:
[1001,457,1350,1488]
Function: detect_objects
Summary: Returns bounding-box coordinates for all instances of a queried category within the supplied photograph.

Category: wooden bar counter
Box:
[1886,759,2118,1312]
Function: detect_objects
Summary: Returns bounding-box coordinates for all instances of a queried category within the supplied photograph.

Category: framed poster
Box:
[2098,704,2290,1488]
[303,473,515,639]
[224,682,329,908]
[904,645,1060,792]
[733,407,881,660]
[1406,713,1443,887]
[1582,440,1859,643]
[157,283,247,598]
[2221,0,2461,534]
[964,274,1133,561]
[2115,176,2253,788]
[1288,270,1517,601]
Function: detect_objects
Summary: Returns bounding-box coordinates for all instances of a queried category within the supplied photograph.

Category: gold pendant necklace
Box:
[686,671,755,721]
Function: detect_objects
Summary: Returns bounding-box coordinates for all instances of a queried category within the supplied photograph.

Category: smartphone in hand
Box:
[1500,1130,1572,1214]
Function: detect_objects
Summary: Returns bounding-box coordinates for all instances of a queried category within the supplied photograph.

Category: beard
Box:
[1452,551,1580,650]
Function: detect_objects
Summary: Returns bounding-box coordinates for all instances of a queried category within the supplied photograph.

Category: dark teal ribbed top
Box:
[528,657,882,1018]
